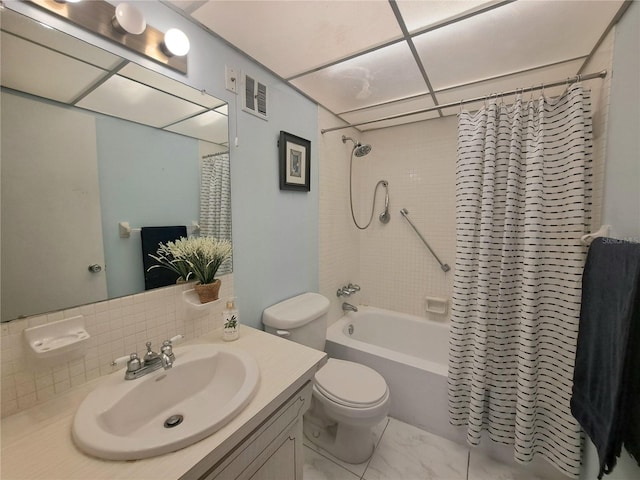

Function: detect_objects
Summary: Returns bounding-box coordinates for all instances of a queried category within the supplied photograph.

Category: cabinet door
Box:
[245,419,303,480]
[249,436,296,480]
[198,383,311,480]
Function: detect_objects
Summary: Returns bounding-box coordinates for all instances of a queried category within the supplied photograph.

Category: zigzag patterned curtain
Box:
[200,153,232,275]
[448,84,593,478]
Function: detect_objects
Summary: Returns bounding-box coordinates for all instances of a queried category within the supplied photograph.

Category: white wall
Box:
[602,1,640,241]
[581,2,640,479]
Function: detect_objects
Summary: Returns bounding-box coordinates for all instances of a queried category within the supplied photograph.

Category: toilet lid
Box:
[314,358,388,408]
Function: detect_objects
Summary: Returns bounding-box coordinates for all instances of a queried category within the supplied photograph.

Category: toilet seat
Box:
[314,358,388,409]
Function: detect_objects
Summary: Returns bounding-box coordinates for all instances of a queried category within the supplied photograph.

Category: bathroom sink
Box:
[72,344,260,460]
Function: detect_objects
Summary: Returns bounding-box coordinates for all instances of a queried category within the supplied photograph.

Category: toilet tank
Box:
[262,293,330,351]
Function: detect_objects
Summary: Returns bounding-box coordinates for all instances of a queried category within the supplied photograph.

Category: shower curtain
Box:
[448,84,593,478]
[200,153,232,275]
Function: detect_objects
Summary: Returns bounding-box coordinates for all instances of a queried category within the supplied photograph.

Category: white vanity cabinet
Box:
[194,382,312,480]
[0,327,325,480]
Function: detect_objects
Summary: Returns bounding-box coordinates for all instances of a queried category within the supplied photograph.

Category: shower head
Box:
[354,144,372,157]
[342,135,372,157]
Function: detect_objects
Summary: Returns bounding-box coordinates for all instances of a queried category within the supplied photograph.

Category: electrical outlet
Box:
[225,66,238,94]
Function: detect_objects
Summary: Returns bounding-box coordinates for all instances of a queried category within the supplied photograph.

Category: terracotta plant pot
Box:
[194,279,221,303]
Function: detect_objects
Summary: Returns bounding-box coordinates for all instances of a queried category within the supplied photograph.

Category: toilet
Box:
[262,292,390,464]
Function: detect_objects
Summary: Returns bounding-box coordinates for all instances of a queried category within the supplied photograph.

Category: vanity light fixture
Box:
[112,3,147,35]
[163,28,190,57]
[31,0,188,74]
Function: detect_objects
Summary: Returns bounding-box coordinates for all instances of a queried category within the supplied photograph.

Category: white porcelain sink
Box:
[72,344,260,460]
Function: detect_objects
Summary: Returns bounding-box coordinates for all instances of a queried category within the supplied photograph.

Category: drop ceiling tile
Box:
[77,75,206,128]
[396,0,498,33]
[291,41,427,113]
[118,63,225,109]
[358,111,441,131]
[435,59,584,107]
[1,32,108,104]
[190,0,403,78]
[413,0,622,90]
[165,110,229,144]
[340,95,435,128]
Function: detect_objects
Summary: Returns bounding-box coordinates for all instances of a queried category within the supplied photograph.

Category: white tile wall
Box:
[358,117,458,319]
[1,274,233,418]
[318,107,361,325]
[319,110,458,323]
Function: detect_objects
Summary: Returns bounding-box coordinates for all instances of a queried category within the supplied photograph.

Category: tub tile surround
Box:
[0,274,233,418]
[304,417,549,480]
[318,109,458,326]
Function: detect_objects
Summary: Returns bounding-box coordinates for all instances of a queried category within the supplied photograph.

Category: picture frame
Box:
[279,131,311,192]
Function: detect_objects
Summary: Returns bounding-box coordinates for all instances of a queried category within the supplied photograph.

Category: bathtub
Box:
[325,306,452,440]
[325,306,569,479]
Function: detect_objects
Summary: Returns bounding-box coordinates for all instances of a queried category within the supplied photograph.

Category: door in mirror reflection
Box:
[1,92,108,320]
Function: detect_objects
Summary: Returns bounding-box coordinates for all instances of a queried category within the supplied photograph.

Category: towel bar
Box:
[119,221,201,238]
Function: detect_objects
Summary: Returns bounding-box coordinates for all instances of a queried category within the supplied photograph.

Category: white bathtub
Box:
[325,306,452,440]
[325,306,567,479]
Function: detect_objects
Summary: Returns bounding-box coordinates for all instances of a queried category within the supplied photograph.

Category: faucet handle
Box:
[336,287,351,297]
[126,353,143,373]
[111,353,142,371]
[348,283,361,292]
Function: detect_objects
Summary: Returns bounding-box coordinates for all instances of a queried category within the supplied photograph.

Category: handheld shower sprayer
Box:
[343,135,390,229]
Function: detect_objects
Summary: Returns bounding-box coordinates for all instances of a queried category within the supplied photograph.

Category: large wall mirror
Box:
[1,8,231,322]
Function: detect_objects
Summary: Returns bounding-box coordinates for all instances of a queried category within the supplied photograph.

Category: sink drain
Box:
[164,414,184,428]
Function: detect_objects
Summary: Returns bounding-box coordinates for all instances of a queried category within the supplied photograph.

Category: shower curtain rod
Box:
[321,70,607,134]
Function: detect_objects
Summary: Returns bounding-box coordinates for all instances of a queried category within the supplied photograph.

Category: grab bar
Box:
[400,208,450,272]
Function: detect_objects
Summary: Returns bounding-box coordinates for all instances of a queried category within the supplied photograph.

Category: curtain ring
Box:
[459,98,463,115]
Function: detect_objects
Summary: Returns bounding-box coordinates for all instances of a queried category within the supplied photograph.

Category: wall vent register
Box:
[243,73,268,120]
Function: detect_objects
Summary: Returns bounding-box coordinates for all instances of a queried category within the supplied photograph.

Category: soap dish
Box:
[23,315,90,361]
[183,289,221,309]
[425,297,448,315]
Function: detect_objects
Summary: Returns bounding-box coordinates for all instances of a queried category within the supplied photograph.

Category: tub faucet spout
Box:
[342,302,358,313]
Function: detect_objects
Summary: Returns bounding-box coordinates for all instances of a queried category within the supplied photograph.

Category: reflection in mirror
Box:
[0,8,231,322]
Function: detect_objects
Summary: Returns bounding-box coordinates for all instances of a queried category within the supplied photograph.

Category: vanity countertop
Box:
[1,325,326,480]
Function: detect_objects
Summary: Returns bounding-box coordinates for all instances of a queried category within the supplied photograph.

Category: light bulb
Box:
[163,28,190,56]
[112,3,146,35]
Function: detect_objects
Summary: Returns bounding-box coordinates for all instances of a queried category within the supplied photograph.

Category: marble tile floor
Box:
[303,417,549,480]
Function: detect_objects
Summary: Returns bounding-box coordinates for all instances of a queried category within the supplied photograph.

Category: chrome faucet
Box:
[342,302,358,313]
[111,335,183,380]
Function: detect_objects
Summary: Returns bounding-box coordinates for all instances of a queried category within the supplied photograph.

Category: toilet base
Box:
[303,413,375,464]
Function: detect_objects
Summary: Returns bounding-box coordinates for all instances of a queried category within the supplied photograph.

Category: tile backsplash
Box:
[1,274,233,418]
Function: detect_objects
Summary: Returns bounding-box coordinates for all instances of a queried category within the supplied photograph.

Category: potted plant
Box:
[149,236,232,303]
[147,238,192,283]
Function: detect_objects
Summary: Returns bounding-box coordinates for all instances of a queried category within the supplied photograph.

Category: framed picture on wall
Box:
[279,131,311,192]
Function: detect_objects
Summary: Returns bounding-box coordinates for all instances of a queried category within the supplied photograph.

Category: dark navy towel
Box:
[571,237,640,478]
[141,226,187,290]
